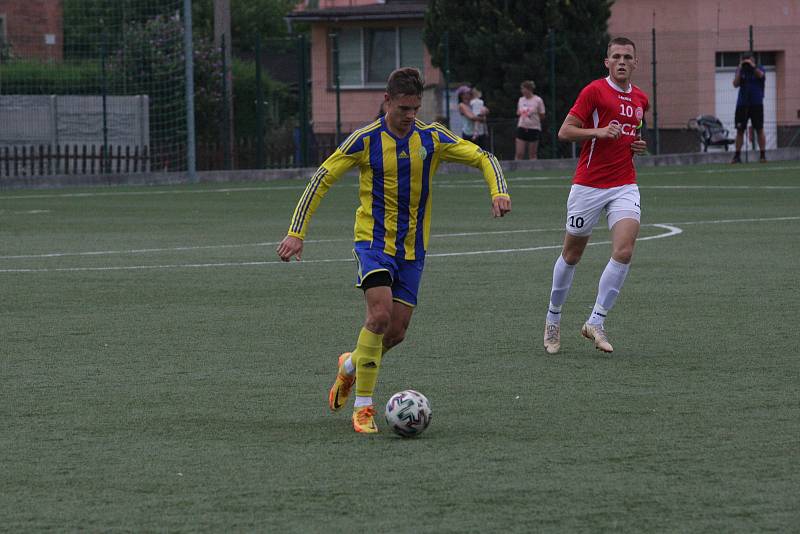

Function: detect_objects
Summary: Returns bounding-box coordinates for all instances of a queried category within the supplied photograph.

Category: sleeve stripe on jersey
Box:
[290,167,327,234]
[338,123,369,153]
[488,153,508,194]
[431,123,461,143]
[339,120,381,154]
[290,167,328,234]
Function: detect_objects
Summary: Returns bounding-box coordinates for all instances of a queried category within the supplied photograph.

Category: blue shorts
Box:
[352,243,425,307]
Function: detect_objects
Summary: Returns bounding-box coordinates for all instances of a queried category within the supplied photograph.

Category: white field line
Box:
[428,224,682,258]
[0,164,798,200]
[2,215,797,261]
[439,183,800,190]
[2,181,798,199]
[0,237,345,259]
[0,227,563,260]
[0,215,795,274]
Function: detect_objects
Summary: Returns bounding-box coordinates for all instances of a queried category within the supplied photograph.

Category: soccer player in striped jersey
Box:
[543,37,649,355]
[277,67,511,434]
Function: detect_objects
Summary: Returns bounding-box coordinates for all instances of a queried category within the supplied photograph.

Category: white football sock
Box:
[587,258,630,325]
[546,255,576,324]
[343,356,355,375]
[354,396,373,408]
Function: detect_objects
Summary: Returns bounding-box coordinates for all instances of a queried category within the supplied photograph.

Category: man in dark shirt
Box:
[732,53,766,163]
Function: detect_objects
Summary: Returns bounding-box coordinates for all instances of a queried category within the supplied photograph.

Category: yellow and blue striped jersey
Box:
[287,117,509,260]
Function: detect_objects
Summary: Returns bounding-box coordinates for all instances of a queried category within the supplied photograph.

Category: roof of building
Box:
[287,1,427,22]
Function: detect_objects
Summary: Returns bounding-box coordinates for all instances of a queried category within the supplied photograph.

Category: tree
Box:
[192,0,300,54]
[63,0,300,59]
[63,0,176,59]
[424,0,613,156]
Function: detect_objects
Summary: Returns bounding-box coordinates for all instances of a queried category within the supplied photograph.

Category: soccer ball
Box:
[384,390,432,438]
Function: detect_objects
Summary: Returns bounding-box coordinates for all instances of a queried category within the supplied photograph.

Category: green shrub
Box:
[0,60,102,94]
[232,58,295,140]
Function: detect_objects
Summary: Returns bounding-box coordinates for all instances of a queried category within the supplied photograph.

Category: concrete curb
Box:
[1,147,797,191]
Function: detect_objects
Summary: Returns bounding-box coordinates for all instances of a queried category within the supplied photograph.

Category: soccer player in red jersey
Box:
[543,37,649,354]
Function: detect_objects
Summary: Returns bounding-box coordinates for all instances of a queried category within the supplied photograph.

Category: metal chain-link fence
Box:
[0,0,188,177]
[1,7,797,179]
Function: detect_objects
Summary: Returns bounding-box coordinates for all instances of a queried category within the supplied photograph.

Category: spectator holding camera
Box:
[732,53,766,163]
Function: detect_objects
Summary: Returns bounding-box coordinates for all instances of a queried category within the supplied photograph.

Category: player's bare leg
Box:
[561,232,590,265]
[383,301,414,352]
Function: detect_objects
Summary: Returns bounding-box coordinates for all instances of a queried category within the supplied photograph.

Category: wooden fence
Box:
[0,136,346,177]
[0,144,150,177]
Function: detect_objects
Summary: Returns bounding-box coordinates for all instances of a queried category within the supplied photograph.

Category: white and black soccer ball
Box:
[384,390,432,438]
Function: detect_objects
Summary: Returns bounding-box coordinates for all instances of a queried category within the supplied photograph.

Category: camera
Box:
[740,58,754,73]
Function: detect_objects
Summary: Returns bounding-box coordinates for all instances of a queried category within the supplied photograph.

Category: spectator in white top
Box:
[515,80,546,160]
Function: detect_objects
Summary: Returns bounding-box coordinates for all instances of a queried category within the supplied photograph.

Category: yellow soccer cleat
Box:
[328,352,355,412]
[543,322,561,354]
[352,405,379,434]
[581,322,614,353]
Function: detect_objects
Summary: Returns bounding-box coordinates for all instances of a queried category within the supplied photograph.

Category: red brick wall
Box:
[0,0,63,61]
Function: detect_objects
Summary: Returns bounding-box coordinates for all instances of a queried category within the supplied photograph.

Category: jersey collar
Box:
[381,115,416,142]
[605,76,632,93]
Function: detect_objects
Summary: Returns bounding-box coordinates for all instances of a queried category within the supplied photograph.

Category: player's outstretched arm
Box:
[435,124,510,215]
[278,147,359,262]
[276,235,303,262]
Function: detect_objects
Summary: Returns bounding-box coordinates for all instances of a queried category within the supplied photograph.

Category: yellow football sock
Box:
[353,327,384,398]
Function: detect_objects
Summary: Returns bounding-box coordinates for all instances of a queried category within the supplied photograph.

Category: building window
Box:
[332,26,424,88]
[715,51,776,68]
[365,28,396,83]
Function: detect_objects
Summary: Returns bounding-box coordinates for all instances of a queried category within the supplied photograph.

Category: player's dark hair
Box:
[386,67,424,98]
[607,37,637,56]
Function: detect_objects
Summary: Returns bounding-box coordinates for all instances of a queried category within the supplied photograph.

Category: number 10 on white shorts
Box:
[565,184,641,237]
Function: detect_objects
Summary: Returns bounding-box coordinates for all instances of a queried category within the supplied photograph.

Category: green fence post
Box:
[652,26,659,155]
[331,32,341,146]
[255,34,265,169]
[100,39,109,173]
[749,25,755,156]
[183,0,197,181]
[443,31,450,127]
[221,33,232,170]
[548,28,557,159]
[298,33,309,167]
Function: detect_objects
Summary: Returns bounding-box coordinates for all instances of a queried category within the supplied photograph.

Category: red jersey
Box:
[568,77,649,188]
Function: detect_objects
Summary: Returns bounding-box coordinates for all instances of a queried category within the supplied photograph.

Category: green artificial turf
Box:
[1,162,798,532]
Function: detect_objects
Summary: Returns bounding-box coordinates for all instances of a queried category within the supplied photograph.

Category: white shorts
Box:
[565,183,641,236]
